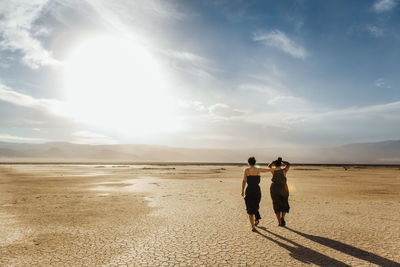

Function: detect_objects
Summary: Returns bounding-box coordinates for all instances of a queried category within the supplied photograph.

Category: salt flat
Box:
[0,164,399,266]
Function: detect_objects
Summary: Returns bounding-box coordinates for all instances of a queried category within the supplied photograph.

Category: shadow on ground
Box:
[256,226,350,266]
[285,227,400,267]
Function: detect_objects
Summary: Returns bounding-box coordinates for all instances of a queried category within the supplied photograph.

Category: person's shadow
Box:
[285,227,400,267]
[256,226,350,266]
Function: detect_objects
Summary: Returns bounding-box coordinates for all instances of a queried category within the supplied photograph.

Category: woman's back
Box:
[246,175,260,189]
[245,167,261,188]
[271,169,286,184]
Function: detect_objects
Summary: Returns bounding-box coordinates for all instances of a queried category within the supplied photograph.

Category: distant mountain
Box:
[0,140,399,164]
[0,148,28,158]
[324,140,400,164]
[91,149,139,160]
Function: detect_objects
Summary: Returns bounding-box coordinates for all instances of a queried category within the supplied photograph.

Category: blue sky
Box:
[0,0,399,148]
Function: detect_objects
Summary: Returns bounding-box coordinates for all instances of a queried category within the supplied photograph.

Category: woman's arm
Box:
[259,168,272,173]
[241,170,247,197]
[268,161,274,168]
[283,160,290,175]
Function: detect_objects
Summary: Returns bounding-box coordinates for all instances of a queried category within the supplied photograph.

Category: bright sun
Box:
[64,35,178,136]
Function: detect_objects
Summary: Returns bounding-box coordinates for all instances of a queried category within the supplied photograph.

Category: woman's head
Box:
[248,156,256,166]
[274,157,282,167]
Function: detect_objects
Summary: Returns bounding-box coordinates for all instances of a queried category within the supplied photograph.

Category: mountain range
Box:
[0,140,399,164]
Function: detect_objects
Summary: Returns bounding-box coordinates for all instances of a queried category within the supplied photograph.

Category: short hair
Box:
[248,156,256,166]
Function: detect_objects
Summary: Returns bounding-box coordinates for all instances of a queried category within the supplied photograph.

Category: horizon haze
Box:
[1,139,400,164]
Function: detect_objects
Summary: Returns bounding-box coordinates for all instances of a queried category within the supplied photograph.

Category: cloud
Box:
[82,0,187,35]
[374,78,391,88]
[373,0,397,12]
[72,131,117,144]
[0,0,59,69]
[0,133,48,142]
[275,100,400,128]
[165,49,219,80]
[238,83,281,95]
[267,95,308,109]
[253,30,308,59]
[367,25,384,37]
[239,100,400,145]
[0,83,65,115]
[178,100,207,112]
[324,102,400,141]
[208,103,245,118]
[167,50,207,63]
[179,100,246,118]
[287,100,400,138]
[146,0,187,19]
[237,79,314,113]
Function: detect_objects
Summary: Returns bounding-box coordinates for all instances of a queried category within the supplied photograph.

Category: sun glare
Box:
[63,35,178,136]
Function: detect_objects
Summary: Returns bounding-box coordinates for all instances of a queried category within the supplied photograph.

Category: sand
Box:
[0,164,399,266]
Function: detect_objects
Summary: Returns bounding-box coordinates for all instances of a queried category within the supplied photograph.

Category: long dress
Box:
[244,175,261,220]
[270,169,290,213]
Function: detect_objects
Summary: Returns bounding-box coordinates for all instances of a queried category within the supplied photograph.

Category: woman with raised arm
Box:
[241,156,270,232]
[268,157,290,226]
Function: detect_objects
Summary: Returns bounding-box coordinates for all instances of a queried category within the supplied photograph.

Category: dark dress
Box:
[244,175,261,220]
[270,169,290,213]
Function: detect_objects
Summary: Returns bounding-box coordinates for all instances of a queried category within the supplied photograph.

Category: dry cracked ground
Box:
[0,164,399,266]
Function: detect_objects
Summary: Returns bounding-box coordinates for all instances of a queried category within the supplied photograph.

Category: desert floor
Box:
[0,164,399,266]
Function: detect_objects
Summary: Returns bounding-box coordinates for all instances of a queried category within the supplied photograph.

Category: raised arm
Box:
[268,161,275,168]
[283,160,290,175]
[241,169,247,197]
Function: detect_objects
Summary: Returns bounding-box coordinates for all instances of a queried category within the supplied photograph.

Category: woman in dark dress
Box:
[241,157,269,231]
[268,157,290,226]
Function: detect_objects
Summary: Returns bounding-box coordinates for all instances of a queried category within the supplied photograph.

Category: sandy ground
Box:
[0,164,399,266]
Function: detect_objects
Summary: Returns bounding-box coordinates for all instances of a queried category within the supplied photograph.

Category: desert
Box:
[1,163,399,266]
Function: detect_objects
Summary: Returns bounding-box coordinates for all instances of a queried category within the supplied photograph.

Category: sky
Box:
[0,0,399,149]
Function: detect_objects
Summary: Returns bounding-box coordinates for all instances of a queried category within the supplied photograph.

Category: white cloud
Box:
[146,0,187,19]
[237,81,313,113]
[290,100,400,143]
[374,78,391,88]
[83,0,186,35]
[32,25,51,37]
[0,83,64,114]
[0,0,59,69]
[167,50,207,63]
[373,0,397,12]
[253,30,308,59]
[208,103,245,118]
[230,99,400,146]
[367,25,384,37]
[238,83,280,94]
[178,100,207,112]
[165,49,219,80]
[0,133,47,142]
[267,95,305,106]
[287,100,400,129]
[72,130,117,144]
